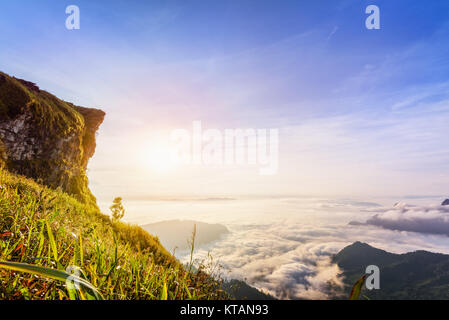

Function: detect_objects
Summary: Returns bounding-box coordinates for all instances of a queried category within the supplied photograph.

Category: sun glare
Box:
[141,145,177,173]
[137,139,177,173]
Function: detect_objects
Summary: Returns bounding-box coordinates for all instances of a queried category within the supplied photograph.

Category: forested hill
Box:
[333,242,449,299]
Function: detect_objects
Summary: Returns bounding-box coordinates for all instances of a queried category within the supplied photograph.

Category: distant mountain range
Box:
[142,220,229,251]
[222,280,276,300]
[332,242,449,299]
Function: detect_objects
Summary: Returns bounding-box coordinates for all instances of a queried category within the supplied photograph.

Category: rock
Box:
[0,71,105,205]
[14,77,40,92]
[442,199,449,206]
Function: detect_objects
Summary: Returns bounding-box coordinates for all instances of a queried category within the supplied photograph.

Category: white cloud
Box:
[169,198,449,300]
[366,203,449,236]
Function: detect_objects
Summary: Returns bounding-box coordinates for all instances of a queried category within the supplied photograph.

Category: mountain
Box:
[442,199,449,206]
[0,71,104,206]
[222,280,276,300]
[142,220,229,251]
[333,242,449,299]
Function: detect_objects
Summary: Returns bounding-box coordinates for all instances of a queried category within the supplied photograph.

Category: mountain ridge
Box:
[333,242,449,299]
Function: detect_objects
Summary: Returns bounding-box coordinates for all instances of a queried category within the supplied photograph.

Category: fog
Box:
[99,197,449,299]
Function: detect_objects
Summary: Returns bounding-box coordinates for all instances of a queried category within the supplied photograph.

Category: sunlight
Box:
[141,145,178,173]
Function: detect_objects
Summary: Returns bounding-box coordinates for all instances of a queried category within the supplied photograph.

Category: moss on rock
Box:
[0,71,105,206]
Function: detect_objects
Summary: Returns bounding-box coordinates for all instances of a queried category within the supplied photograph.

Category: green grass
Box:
[0,72,84,136]
[0,169,227,300]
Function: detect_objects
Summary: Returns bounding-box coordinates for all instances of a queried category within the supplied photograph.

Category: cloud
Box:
[258,243,345,299]
[169,198,449,300]
[366,204,449,236]
[326,26,339,42]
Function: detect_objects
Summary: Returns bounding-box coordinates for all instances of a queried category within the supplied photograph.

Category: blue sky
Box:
[1,0,449,199]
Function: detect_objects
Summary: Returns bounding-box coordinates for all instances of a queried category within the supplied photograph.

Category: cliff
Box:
[0,71,105,205]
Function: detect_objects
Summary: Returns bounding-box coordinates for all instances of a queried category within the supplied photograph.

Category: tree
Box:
[110,197,125,221]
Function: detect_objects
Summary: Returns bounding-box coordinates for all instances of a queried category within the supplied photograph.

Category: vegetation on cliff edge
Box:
[0,169,226,300]
[0,71,104,206]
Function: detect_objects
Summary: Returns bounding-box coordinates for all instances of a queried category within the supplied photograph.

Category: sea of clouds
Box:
[364,203,449,236]
[172,198,449,299]
[122,197,449,300]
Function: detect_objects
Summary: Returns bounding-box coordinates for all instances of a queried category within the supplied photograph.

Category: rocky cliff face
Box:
[0,72,105,205]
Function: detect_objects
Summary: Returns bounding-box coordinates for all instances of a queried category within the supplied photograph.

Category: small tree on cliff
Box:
[110,197,125,222]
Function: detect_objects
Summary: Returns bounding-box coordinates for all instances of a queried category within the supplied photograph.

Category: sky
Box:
[1,0,449,200]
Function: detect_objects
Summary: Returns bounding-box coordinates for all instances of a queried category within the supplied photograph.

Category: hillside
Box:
[0,169,228,299]
[333,242,449,299]
[0,72,225,300]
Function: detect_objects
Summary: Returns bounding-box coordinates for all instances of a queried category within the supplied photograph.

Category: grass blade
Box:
[46,220,58,262]
[0,261,104,300]
[349,274,366,300]
[160,281,168,300]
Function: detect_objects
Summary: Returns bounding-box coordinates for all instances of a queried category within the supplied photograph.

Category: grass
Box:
[0,72,84,136]
[349,275,366,300]
[0,168,227,300]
